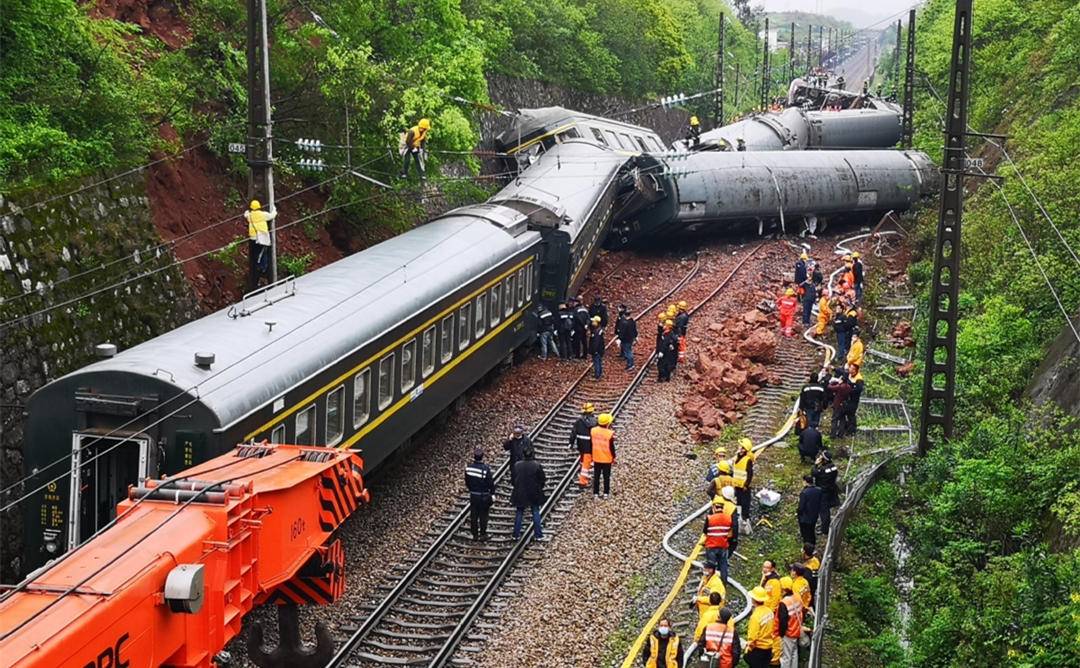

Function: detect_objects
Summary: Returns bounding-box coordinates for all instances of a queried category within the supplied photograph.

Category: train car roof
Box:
[42,216,539,429]
[488,140,625,231]
[495,106,660,151]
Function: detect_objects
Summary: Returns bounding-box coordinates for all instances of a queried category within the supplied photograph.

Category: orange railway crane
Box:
[0,443,370,668]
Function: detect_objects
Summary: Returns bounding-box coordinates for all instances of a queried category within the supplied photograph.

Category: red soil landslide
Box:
[91,0,192,49]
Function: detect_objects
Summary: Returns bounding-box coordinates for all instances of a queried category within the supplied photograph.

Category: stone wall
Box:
[0,172,201,581]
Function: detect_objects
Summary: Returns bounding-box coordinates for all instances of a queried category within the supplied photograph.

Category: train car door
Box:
[67,431,150,549]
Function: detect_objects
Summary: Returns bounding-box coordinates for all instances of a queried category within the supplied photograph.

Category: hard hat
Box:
[582,402,595,413]
[664,319,674,328]
[852,251,861,258]
[843,254,852,261]
[800,252,809,260]
[249,200,261,210]
[712,495,725,507]
[785,288,795,297]
[749,586,769,603]
[591,315,601,324]
[713,446,726,457]
[717,461,732,474]
[667,304,677,315]
[418,118,431,130]
[678,300,688,310]
[738,437,753,451]
[658,313,667,322]
[598,413,613,427]
[780,576,793,590]
[690,115,700,126]
[721,485,736,501]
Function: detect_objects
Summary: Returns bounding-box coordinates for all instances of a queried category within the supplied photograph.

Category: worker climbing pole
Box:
[246,0,277,284]
[901,9,917,148]
[918,0,973,455]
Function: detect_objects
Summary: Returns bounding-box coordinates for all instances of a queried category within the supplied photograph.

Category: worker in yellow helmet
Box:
[243,199,277,291]
[399,117,431,180]
[778,287,799,337]
[731,437,756,532]
[658,318,679,382]
[686,115,702,149]
[590,413,616,498]
[744,586,776,667]
[569,403,597,486]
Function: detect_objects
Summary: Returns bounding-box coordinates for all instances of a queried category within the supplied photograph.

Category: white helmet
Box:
[721,485,736,502]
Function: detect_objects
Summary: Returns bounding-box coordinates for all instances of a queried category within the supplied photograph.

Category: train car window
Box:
[401,340,416,393]
[590,128,607,146]
[506,277,516,315]
[422,326,435,378]
[326,385,345,445]
[271,423,285,444]
[475,294,487,337]
[650,137,665,151]
[490,286,501,326]
[458,304,471,350]
[516,269,526,306]
[378,354,394,410]
[296,405,316,445]
[526,261,534,296]
[604,129,622,148]
[353,368,371,427]
[634,136,649,152]
[441,315,454,362]
[619,133,634,150]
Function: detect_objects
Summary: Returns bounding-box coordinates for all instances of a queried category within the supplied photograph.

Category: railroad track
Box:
[327,246,764,668]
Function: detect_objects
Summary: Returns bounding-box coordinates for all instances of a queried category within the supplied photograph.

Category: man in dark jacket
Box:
[537,304,558,360]
[833,307,854,361]
[799,372,826,429]
[569,403,598,486]
[589,316,605,379]
[812,451,840,535]
[852,252,865,303]
[826,369,853,438]
[589,296,610,328]
[796,475,823,546]
[801,273,817,327]
[615,305,638,370]
[465,448,495,541]
[658,322,679,382]
[557,303,574,360]
[573,299,590,358]
[794,252,808,286]
[503,425,532,485]
[797,424,823,464]
[511,447,546,539]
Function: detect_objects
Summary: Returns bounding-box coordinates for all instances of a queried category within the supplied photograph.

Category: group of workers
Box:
[657,300,691,381]
[537,295,637,379]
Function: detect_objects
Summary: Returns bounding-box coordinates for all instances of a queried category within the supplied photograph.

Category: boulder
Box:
[739,328,778,363]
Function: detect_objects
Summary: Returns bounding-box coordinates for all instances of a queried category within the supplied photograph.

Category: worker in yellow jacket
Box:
[816,290,832,337]
[846,328,864,368]
[744,586,776,668]
[399,118,431,180]
[243,199,277,291]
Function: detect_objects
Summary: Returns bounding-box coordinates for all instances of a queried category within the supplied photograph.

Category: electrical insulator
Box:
[296,138,323,153]
[299,158,325,171]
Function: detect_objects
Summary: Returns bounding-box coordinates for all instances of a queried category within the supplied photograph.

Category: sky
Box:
[756,0,917,29]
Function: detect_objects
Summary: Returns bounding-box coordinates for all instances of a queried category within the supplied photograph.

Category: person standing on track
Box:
[851,251,865,303]
[731,438,756,532]
[641,618,683,668]
[800,270,817,328]
[590,413,616,498]
[510,446,546,540]
[815,289,832,338]
[777,288,799,337]
[693,561,726,620]
[589,315,606,379]
[703,496,735,584]
[675,300,690,364]
[503,424,532,485]
[812,451,840,536]
[537,303,558,360]
[243,199,276,291]
[616,304,638,370]
[573,298,590,359]
[794,252,808,286]
[569,402,597,487]
[590,295,610,328]
[464,448,495,541]
[799,371,826,430]
[658,319,679,381]
[655,312,666,356]
[843,363,865,436]
[796,475,823,547]
[558,302,574,360]
[744,587,775,668]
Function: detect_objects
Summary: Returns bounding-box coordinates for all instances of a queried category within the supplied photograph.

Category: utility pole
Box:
[918,0,973,455]
[246,0,277,284]
[761,17,770,109]
[827,27,833,64]
[806,24,813,74]
[789,21,796,83]
[715,13,725,125]
[818,26,824,68]
[901,8,917,148]
[734,62,741,110]
[895,20,903,93]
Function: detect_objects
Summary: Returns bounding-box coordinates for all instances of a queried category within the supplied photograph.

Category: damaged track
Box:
[328,247,764,668]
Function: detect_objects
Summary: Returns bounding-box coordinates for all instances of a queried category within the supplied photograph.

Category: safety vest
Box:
[406,125,428,149]
[704,511,733,549]
[732,452,753,488]
[747,605,775,650]
[696,572,726,614]
[246,210,272,239]
[703,621,737,665]
[590,426,614,464]
[793,575,812,609]
[803,555,820,573]
[780,594,803,638]
[645,634,680,668]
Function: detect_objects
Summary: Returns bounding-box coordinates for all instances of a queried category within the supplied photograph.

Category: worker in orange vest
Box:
[699,606,741,668]
[776,577,804,668]
[777,288,799,337]
[703,496,734,584]
[590,413,616,498]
